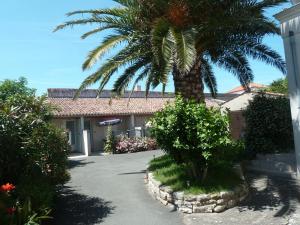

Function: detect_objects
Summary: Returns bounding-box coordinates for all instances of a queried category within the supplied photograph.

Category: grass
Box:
[148,155,242,195]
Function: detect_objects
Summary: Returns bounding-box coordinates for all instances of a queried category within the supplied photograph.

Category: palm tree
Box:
[55,0,287,103]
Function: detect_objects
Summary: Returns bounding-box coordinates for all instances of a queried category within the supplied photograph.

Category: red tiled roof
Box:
[48,97,220,118]
[227,83,266,94]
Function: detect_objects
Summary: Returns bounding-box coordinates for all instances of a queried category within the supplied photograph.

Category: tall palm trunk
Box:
[173,61,205,103]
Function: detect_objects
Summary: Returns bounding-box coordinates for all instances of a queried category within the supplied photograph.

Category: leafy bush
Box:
[0,94,70,185]
[150,96,240,180]
[0,78,70,224]
[244,93,294,154]
[265,77,288,94]
[115,136,157,154]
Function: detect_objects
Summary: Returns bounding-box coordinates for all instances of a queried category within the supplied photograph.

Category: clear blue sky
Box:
[0,0,291,95]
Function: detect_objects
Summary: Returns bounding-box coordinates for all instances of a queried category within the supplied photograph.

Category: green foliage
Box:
[0,94,69,184]
[0,78,70,224]
[244,93,294,154]
[0,77,35,101]
[148,155,241,194]
[150,96,241,179]
[56,0,286,98]
[266,77,288,94]
[0,183,51,225]
[104,126,115,153]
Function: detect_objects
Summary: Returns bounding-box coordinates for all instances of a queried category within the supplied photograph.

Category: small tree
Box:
[0,77,35,101]
[266,77,288,94]
[104,126,115,154]
[150,96,236,181]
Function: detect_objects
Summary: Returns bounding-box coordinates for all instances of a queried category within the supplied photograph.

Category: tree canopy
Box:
[55,0,287,100]
[266,77,288,94]
[0,77,35,101]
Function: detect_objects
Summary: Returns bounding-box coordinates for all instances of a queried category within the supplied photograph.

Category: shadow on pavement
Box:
[68,160,95,170]
[51,186,115,225]
[118,170,146,175]
[238,172,300,217]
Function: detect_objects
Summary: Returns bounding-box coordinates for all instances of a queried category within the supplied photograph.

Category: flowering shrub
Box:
[0,183,50,225]
[115,136,157,154]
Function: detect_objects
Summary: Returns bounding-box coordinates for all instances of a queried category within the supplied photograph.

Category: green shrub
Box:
[0,78,70,224]
[104,126,115,153]
[150,96,239,180]
[244,93,294,154]
[0,94,70,185]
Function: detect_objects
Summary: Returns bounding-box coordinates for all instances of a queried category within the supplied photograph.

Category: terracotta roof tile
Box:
[227,83,266,94]
[48,97,220,118]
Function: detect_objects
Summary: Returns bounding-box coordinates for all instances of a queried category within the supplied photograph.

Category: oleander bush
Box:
[150,96,243,181]
[115,136,157,154]
[0,78,70,224]
[244,93,294,154]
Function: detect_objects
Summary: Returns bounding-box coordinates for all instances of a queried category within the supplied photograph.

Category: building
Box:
[48,88,226,156]
[227,83,267,94]
[275,0,300,176]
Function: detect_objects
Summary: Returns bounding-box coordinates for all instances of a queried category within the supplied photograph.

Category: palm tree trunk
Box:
[173,61,205,103]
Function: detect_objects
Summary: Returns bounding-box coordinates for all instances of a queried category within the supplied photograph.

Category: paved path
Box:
[53,150,300,225]
[184,173,300,225]
[52,150,184,225]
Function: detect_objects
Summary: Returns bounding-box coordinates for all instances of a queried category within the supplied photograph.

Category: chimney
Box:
[135,85,142,91]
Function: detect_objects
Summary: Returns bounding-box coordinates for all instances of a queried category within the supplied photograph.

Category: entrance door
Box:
[66,121,77,152]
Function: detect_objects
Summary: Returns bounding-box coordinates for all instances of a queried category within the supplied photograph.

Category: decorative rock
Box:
[227,199,237,208]
[183,201,193,208]
[217,199,226,205]
[214,205,227,213]
[184,195,197,202]
[207,199,217,204]
[193,204,215,213]
[197,194,210,202]
[158,197,168,206]
[160,185,173,194]
[210,194,220,200]
[146,171,249,214]
[173,191,184,200]
[220,191,235,199]
[178,207,193,214]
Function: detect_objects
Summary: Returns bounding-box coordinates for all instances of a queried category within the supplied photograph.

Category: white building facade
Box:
[276,0,300,176]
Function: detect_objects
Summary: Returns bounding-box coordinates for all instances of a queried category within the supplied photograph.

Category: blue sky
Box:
[0,0,291,95]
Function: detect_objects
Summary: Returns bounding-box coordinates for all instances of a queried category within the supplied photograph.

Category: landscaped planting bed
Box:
[146,155,248,214]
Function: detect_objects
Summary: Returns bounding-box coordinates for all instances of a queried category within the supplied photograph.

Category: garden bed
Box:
[145,155,249,213]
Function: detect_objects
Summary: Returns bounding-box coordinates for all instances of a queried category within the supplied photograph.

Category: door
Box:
[66,121,77,152]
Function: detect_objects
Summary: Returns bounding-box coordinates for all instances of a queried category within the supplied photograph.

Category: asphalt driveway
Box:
[52,150,300,225]
[52,150,184,225]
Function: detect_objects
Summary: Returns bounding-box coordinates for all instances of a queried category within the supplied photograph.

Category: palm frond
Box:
[201,59,217,98]
[81,25,117,39]
[113,58,149,95]
[169,28,197,73]
[82,35,127,70]
[54,18,103,32]
[66,8,127,17]
[243,42,286,74]
[216,51,253,91]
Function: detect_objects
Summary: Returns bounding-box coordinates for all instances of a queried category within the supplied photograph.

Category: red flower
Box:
[6,207,16,215]
[1,183,15,192]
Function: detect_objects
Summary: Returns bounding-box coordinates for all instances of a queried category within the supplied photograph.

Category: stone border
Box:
[145,171,249,214]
